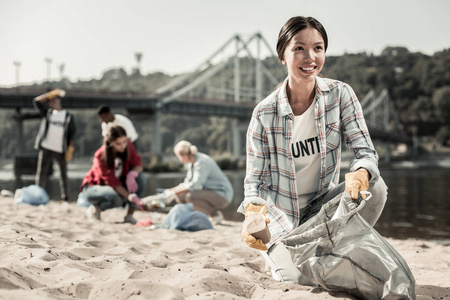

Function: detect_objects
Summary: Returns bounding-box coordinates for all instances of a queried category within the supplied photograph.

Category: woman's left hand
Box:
[345,169,370,199]
[126,171,139,193]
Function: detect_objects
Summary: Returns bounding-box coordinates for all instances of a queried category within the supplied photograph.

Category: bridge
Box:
[0,32,411,161]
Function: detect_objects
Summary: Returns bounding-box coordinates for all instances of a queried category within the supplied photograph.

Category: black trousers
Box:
[35,148,68,200]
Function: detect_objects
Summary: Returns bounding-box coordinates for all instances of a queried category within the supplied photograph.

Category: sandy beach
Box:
[0,196,449,300]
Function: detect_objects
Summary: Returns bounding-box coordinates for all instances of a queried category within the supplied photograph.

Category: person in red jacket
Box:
[81,125,146,224]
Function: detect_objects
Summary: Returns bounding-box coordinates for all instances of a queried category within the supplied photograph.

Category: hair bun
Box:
[190,145,198,155]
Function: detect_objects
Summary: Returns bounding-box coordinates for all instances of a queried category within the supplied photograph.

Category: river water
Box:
[143,167,450,241]
[2,165,449,241]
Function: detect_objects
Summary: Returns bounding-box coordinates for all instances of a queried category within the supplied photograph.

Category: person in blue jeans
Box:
[80,125,146,224]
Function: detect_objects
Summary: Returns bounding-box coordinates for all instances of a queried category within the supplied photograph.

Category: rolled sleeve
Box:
[237,196,267,214]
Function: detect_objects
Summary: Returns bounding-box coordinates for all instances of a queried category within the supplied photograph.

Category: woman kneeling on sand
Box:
[162,140,234,222]
[81,125,146,224]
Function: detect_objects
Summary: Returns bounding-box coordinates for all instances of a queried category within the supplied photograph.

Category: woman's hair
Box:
[174,140,198,157]
[276,16,328,62]
[103,125,129,169]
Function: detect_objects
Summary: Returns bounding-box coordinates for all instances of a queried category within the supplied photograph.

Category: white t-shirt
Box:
[290,101,321,209]
[40,110,67,153]
[114,157,123,179]
[101,114,139,142]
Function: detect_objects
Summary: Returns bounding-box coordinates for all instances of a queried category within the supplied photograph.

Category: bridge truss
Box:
[151,32,285,157]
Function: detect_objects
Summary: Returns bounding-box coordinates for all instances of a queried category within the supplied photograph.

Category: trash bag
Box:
[280,191,415,300]
[76,192,90,207]
[14,185,49,206]
[162,203,213,231]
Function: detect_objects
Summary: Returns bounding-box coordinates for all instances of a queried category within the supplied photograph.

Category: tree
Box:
[433,86,450,121]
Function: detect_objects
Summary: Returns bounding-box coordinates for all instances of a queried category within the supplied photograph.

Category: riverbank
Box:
[0,196,449,299]
[2,156,450,241]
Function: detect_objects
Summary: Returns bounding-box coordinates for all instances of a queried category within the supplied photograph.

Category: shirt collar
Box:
[278,76,331,117]
[278,78,292,117]
[315,76,331,92]
[52,109,66,115]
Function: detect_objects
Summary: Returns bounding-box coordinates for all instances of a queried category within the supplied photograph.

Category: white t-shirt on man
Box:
[40,110,67,153]
[101,114,139,142]
[290,101,321,209]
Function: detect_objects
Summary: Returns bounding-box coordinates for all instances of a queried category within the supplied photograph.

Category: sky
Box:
[1,0,449,87]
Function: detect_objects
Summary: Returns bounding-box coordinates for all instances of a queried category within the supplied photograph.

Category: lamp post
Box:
[44,57,52,81]
[134,52,143,75]
[59,63,65,80]
[13,61,21,86]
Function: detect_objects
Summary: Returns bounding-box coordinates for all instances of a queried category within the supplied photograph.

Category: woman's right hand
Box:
[242,203,271,251]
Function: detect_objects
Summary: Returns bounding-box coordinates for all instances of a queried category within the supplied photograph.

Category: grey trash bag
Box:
[280,191,415,300]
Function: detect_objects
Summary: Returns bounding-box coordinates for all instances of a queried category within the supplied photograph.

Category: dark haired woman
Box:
[239,16,388,283]
[81,125,146,224]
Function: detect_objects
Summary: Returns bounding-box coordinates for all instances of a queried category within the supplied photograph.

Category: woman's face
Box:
[282,27,325,84]
[110,136,128,153]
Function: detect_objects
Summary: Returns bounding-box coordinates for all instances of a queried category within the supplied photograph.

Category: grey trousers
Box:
[35,148,68,200]
[263,177,388,284]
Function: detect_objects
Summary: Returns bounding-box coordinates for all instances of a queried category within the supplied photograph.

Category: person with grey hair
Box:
[162,140,234,221]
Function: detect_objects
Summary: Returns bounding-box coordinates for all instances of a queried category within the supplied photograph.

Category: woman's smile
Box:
[299,65,317,74]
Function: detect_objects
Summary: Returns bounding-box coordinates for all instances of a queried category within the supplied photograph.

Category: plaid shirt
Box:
[239,77,380,247]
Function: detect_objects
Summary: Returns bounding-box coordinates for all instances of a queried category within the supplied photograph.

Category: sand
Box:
[0,196,449,300]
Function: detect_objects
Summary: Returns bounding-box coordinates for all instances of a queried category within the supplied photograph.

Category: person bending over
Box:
[163,140,234,221]
[97,105,139,149]
[81,125,146,224]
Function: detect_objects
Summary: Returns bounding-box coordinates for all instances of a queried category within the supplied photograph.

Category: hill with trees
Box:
[1,46,449,164]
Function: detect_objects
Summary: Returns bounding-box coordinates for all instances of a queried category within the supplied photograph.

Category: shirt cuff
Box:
[237,196,267,214]
[350,159,380,183]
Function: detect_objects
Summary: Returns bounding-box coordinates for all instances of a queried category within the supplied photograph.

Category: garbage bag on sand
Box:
[76,192,90,207]
[281,191,415,300]
[162,203,213,232]
[14,185,49,206]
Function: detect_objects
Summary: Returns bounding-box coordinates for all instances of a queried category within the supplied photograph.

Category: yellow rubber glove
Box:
[242,203,271,251]
[46,88,66,100]
[65,145,74,162]
[345,169,370,199]
[35,88,66,101]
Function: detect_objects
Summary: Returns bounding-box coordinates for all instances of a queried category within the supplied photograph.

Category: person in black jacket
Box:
[33,88,76,201]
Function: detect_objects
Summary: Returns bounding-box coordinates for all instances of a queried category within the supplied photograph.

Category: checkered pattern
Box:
[240,77,380,246]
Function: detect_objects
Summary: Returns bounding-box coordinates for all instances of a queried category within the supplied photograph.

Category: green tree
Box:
[432,86,450,121]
